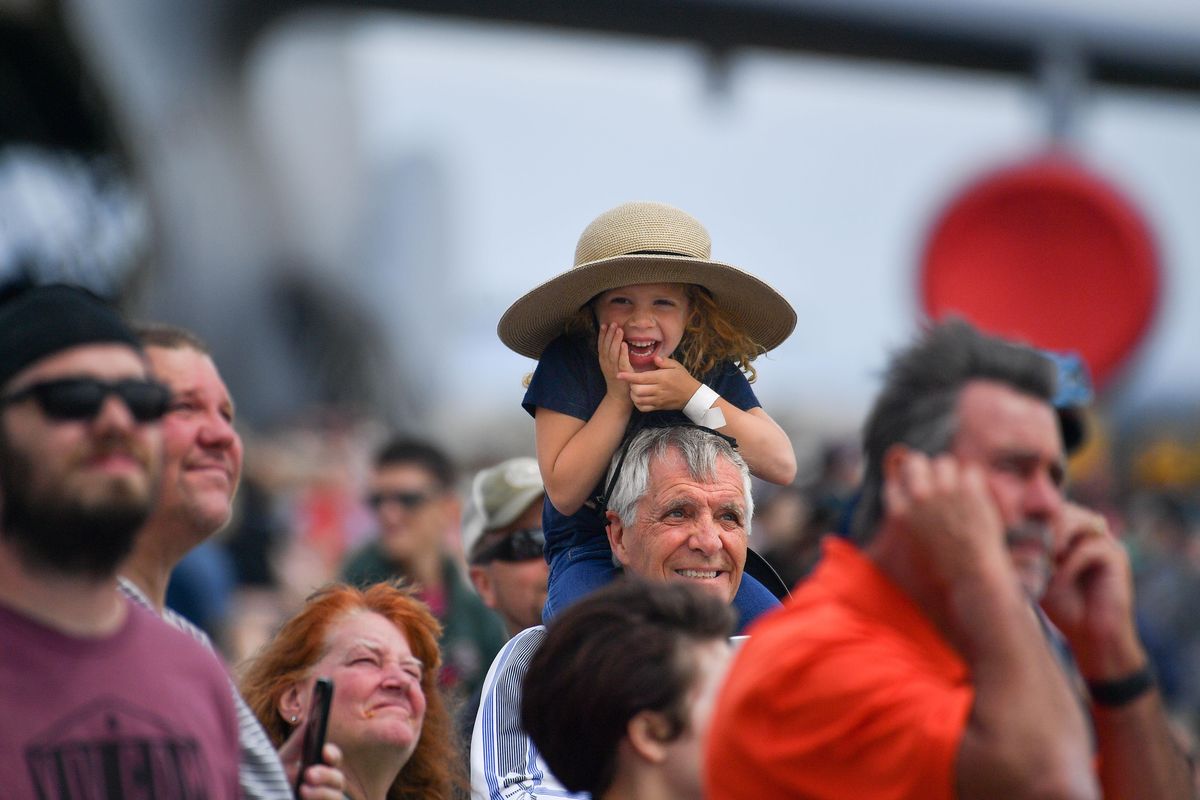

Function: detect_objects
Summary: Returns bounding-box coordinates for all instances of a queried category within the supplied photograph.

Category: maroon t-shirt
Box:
[0,597,240,799]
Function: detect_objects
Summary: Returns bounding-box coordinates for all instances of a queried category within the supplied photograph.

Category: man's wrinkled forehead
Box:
[952,381,1065,464]
[647,465,746,509]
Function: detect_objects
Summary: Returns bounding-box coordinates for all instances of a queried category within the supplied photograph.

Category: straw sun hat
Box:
[497,201,797,361]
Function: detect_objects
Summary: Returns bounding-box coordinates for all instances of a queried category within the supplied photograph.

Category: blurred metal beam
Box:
[1,7,121,153]
[225,0,1200,93]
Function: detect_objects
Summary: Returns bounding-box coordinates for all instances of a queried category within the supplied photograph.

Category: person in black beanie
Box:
[0,283,244,797]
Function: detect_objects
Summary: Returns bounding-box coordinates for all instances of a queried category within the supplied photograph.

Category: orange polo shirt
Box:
[707,537,972,800]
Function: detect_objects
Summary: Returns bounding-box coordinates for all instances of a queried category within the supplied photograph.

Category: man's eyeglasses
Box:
[366,490,435,511]
[470,528,545,565]
[0,377,172,423]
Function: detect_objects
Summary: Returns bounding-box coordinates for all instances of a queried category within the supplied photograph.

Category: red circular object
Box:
[920,155,1159,388]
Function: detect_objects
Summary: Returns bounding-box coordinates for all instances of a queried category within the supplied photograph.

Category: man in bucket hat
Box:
[0,284,240,797]
[464,456,550,639]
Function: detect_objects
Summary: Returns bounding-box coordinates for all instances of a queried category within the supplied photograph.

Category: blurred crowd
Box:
[4,281,1200,800]
[3,189,1200,800]
[177,402,1200,743]
[6,10,1200,798]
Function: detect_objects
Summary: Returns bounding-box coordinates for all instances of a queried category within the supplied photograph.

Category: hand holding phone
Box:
[294,677,334,798]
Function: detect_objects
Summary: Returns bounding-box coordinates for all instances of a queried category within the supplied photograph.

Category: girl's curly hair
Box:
[560,284,764,382]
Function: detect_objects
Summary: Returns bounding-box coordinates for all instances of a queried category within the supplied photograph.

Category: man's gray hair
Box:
[605,425,753,534]
[851,318,1056,543]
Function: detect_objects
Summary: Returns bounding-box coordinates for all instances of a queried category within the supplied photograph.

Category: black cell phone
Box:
[294,677,334,798]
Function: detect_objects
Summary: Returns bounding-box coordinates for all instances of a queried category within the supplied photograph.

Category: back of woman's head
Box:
[238,580,462,800]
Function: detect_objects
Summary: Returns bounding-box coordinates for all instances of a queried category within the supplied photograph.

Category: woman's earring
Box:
[290,715,298,723]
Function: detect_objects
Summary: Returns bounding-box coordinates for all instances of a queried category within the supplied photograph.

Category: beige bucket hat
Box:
[462,457,544,557]
[497,201,797,360]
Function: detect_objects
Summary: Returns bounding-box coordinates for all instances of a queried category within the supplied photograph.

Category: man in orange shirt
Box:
[708,319,1193,800]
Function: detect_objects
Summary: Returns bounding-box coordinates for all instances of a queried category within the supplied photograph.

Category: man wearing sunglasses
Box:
[341,437,506,730]
[464,457,550,639]
[471,425,751,800]
[0,284,240,797]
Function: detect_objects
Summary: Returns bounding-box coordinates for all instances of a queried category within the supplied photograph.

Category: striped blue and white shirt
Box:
[470,626,589,800]
[119,577,293,800]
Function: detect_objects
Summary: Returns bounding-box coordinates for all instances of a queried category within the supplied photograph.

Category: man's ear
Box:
[881,443,913,484]
[626,710,672,763]
[469,565,496,608]
[606,510,629,566]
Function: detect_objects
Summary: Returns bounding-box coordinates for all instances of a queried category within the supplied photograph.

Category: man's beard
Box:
[0,432,154,580]
[1005,521,1054,600]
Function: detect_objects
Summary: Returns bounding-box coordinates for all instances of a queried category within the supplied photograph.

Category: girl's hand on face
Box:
[598,323,634,402]
[618,355,701,412]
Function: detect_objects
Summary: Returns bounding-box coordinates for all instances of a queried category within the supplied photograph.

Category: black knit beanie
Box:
[0,284,141,390]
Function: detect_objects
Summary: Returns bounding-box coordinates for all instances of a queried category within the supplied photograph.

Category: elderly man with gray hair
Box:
[470,424,753,800]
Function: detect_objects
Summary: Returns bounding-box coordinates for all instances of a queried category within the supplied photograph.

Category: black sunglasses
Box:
[471,528,545,565]
[0,377,172,423]
[367,490,435,511]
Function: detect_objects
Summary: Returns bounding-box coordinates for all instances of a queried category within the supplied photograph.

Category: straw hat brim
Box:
[498,254,797,361]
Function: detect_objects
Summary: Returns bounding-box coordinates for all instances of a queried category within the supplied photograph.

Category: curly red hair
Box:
[238,581,464,800]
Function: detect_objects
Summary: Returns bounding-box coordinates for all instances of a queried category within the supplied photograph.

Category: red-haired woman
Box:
[241,581,464,800]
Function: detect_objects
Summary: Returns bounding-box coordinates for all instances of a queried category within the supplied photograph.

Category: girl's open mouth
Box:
[626,339,660,367]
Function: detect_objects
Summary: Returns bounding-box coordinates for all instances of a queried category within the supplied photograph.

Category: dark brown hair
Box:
[852,318,1056,543]
[521,579,735,796]
[373,437,456,492]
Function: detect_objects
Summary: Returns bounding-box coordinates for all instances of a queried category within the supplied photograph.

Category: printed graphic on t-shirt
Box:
[24,697,210,799]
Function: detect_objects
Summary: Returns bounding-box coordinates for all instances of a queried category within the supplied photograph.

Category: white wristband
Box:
[683,384,727,429]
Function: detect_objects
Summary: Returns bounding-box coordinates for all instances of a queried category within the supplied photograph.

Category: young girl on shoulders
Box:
[498,201,797,628]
